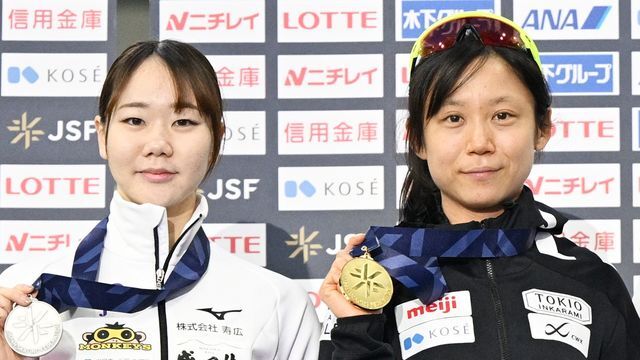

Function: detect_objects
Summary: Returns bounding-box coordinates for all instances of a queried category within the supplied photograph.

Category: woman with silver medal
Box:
[0,40,320,359]
[319,11,640,360]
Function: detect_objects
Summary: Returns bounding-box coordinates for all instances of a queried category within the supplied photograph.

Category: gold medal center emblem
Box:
[339,246,393,310]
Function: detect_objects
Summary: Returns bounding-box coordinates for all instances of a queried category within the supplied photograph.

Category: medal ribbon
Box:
[34,218,210,313]
[351,227,536,305]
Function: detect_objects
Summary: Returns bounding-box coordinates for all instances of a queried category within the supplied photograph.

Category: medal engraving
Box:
[340,246,393,310]
[4,297,62,357]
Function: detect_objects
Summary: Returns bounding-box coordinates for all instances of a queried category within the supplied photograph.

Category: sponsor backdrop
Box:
[1,0,639,320]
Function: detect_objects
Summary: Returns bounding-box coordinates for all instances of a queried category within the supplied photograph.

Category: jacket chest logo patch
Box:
[522,289,591,358]
[79,322,152,351]
[522,289,592,325]
[395,291,475,359]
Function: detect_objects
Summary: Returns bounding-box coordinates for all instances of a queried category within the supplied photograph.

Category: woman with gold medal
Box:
[319,11,640,360]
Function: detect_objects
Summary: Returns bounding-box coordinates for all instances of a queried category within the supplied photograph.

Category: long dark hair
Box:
[399,39,552,226]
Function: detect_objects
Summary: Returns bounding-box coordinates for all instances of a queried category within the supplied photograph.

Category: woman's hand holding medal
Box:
[320,234,392,318]
[0,284,35,360]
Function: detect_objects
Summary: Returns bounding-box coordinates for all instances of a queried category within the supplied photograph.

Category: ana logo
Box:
[521,6,610,30]
[397,0,498,40]
[7,112,45,149]
[7,66,38,84]
[285,226,322,263]
[284,180,316,198]
[541,52,618,96]
[79,323,151,351]
[514,1,618,39]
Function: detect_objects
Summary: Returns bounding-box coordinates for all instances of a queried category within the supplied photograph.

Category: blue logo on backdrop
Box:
[7,66,39,84]
[521,6,611,31]
[541,53,616,95]
[400,0,496,40]
[284,180,316,198]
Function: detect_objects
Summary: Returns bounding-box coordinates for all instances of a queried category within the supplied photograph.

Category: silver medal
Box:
[4,296,62,357]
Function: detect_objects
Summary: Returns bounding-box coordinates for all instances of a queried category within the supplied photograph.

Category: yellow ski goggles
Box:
[409,11,542,75]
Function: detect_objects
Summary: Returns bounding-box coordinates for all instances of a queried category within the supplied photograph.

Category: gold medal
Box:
[339,246,393,310]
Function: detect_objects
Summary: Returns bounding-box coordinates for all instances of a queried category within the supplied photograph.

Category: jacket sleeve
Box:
[253,280,320,360]
[319,314,394,360]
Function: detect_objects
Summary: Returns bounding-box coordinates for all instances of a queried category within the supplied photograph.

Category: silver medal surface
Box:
[4,298,62,357]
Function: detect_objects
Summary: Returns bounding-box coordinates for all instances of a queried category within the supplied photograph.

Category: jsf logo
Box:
[521,6,611,30]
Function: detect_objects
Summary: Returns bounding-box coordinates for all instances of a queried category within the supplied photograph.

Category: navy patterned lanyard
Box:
[35,218,210,313]
[351,226,537,305]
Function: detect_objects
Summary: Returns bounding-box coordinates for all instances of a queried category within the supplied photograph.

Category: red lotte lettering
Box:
[550,120,615,138]
[407,295,457,319]
[209,235,261,254]
[4,177,100,195]
[282,11,377,30]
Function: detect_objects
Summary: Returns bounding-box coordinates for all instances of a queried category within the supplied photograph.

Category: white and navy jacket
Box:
[0,192,320,360]
[319,187,640,360]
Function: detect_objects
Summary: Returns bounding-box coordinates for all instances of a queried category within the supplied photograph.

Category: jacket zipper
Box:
[486,259,510,360]
[154,216,202,360]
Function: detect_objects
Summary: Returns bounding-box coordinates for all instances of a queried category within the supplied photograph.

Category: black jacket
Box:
[320,188,640,360]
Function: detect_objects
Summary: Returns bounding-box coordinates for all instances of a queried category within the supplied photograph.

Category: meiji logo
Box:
[221,111,265,155]
[545,107,619,152]
[278,110,384,155]
[526,163,620,208]
[203,223,266,266]
[159,0,265,43]
[541,52,619,96]
[2,0,108,41]
[563,219,621,264]
[0,220,97,264]
[395,291,472,333]
[396,0,498,40]
[514,0,618,39]
[205,179,260,200]
[278,54,383,99]
[278,166,384,211]
[522,289,592,325]
[206,56,265,99]
[399,316,475,358]
[0,164,105,208]
[278,0,382,42]
[1,53,106,97]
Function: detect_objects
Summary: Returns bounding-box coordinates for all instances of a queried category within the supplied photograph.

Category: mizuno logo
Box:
[197,308,242,320]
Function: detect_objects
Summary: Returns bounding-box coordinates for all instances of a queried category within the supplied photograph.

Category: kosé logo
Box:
[278,166,384,211]
[514,0,618,39]
[221,111,265,155]
[1,53,106,97]
[0,164,105,208]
